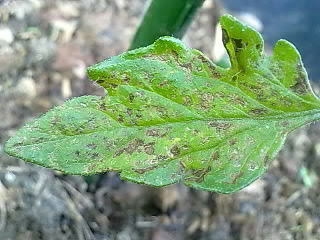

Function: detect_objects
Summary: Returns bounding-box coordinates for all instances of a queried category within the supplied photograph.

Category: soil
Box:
[0,1,319,240]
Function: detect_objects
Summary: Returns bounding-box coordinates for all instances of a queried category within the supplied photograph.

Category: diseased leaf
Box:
[5,15,320,193]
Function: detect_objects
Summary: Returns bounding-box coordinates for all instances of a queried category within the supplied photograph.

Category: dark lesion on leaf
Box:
[132,165,158,174]
[228,139,237,146]
[184,166,212,183]
[90,152,100,159]
[232,75,238,81]
[145,127,170,138]
[183,96,193,105]
[113,139,155,157]
[12,141,24,148]
[281,121,289,127]
[158,80,169,88]
[263,155,271,166]
[145,128,160,137]
[195,53,221,78]
[86,143,97,150]
[197,54,214,68]
[211,71,221,79]
[106,83,118,89]
[170,145,181,157]
[128,93,135,103]
[289,64,309,95]
[226,171,244,184]
[248,108,268,116]
[208,122,232,132]
[114,139,144,157]
[229,94,246,106]
[211,151,220,161]
[30,137,46,144]
[256,44,262,50]
[143,142,155,155]
[98,102,108,111]
[179,62,193,71]
[117,115,124,123]
[200,93,215,109]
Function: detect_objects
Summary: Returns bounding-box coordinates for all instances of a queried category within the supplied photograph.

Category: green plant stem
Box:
[129,0,206,50]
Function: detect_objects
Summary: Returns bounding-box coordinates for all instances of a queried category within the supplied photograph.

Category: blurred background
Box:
[0,0,319,239]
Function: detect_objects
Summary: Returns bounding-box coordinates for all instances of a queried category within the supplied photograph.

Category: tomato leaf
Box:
[5,15,320,193]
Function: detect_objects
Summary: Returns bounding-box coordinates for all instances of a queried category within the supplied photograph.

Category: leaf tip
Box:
[272,39,302,62]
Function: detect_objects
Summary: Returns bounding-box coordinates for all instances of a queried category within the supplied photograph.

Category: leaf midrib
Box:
[14,106,320,148]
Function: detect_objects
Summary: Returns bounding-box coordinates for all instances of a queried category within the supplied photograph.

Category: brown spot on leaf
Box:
[211,71,221,78]
[281,121,289,127]
[249,108,268,116]
[121,74,130,83]
[145,129,160,137]
[194,166,211,183]
[229,139,237,146]
[159,80,169,87]
[200,93,215,109]
[183,96,192,105]
[108,83,118,89]
[192,129,200,135]
[126,108,133,116]
[170,145,181,157]
[30,137,45,144]
[197,54,213,67]
[87,143,97,150]
[208,122,232,132]
[290,64,309,95]
[264,155,271,166]
[169,49,179,60]
[144,142,155,155]
[113,139,144,157]
[114,139,156,157]
[117,115,124,123]
[229,95,246,106]
[128,94,135,103]
[211,151,220,161]
[229,171,244,184]
[99,102,108,111]
[12,142,23,148]
[155,154,168,161]
[132,165,157,174]
[180,62,193,71]
[256,44,261,50]
[145,128,169,138]
[90,152,99,159]
[290,81,308,95]
[185,166,212,183]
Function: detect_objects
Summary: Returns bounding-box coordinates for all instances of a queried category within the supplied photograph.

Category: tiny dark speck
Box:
[87,143,97,150]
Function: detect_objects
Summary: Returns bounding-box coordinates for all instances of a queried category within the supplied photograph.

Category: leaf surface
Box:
[5,15,320,193]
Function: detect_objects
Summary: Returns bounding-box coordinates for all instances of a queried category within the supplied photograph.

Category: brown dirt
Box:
[0,0,319,239]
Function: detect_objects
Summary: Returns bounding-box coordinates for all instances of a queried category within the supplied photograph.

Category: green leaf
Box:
[5,15,320,193]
